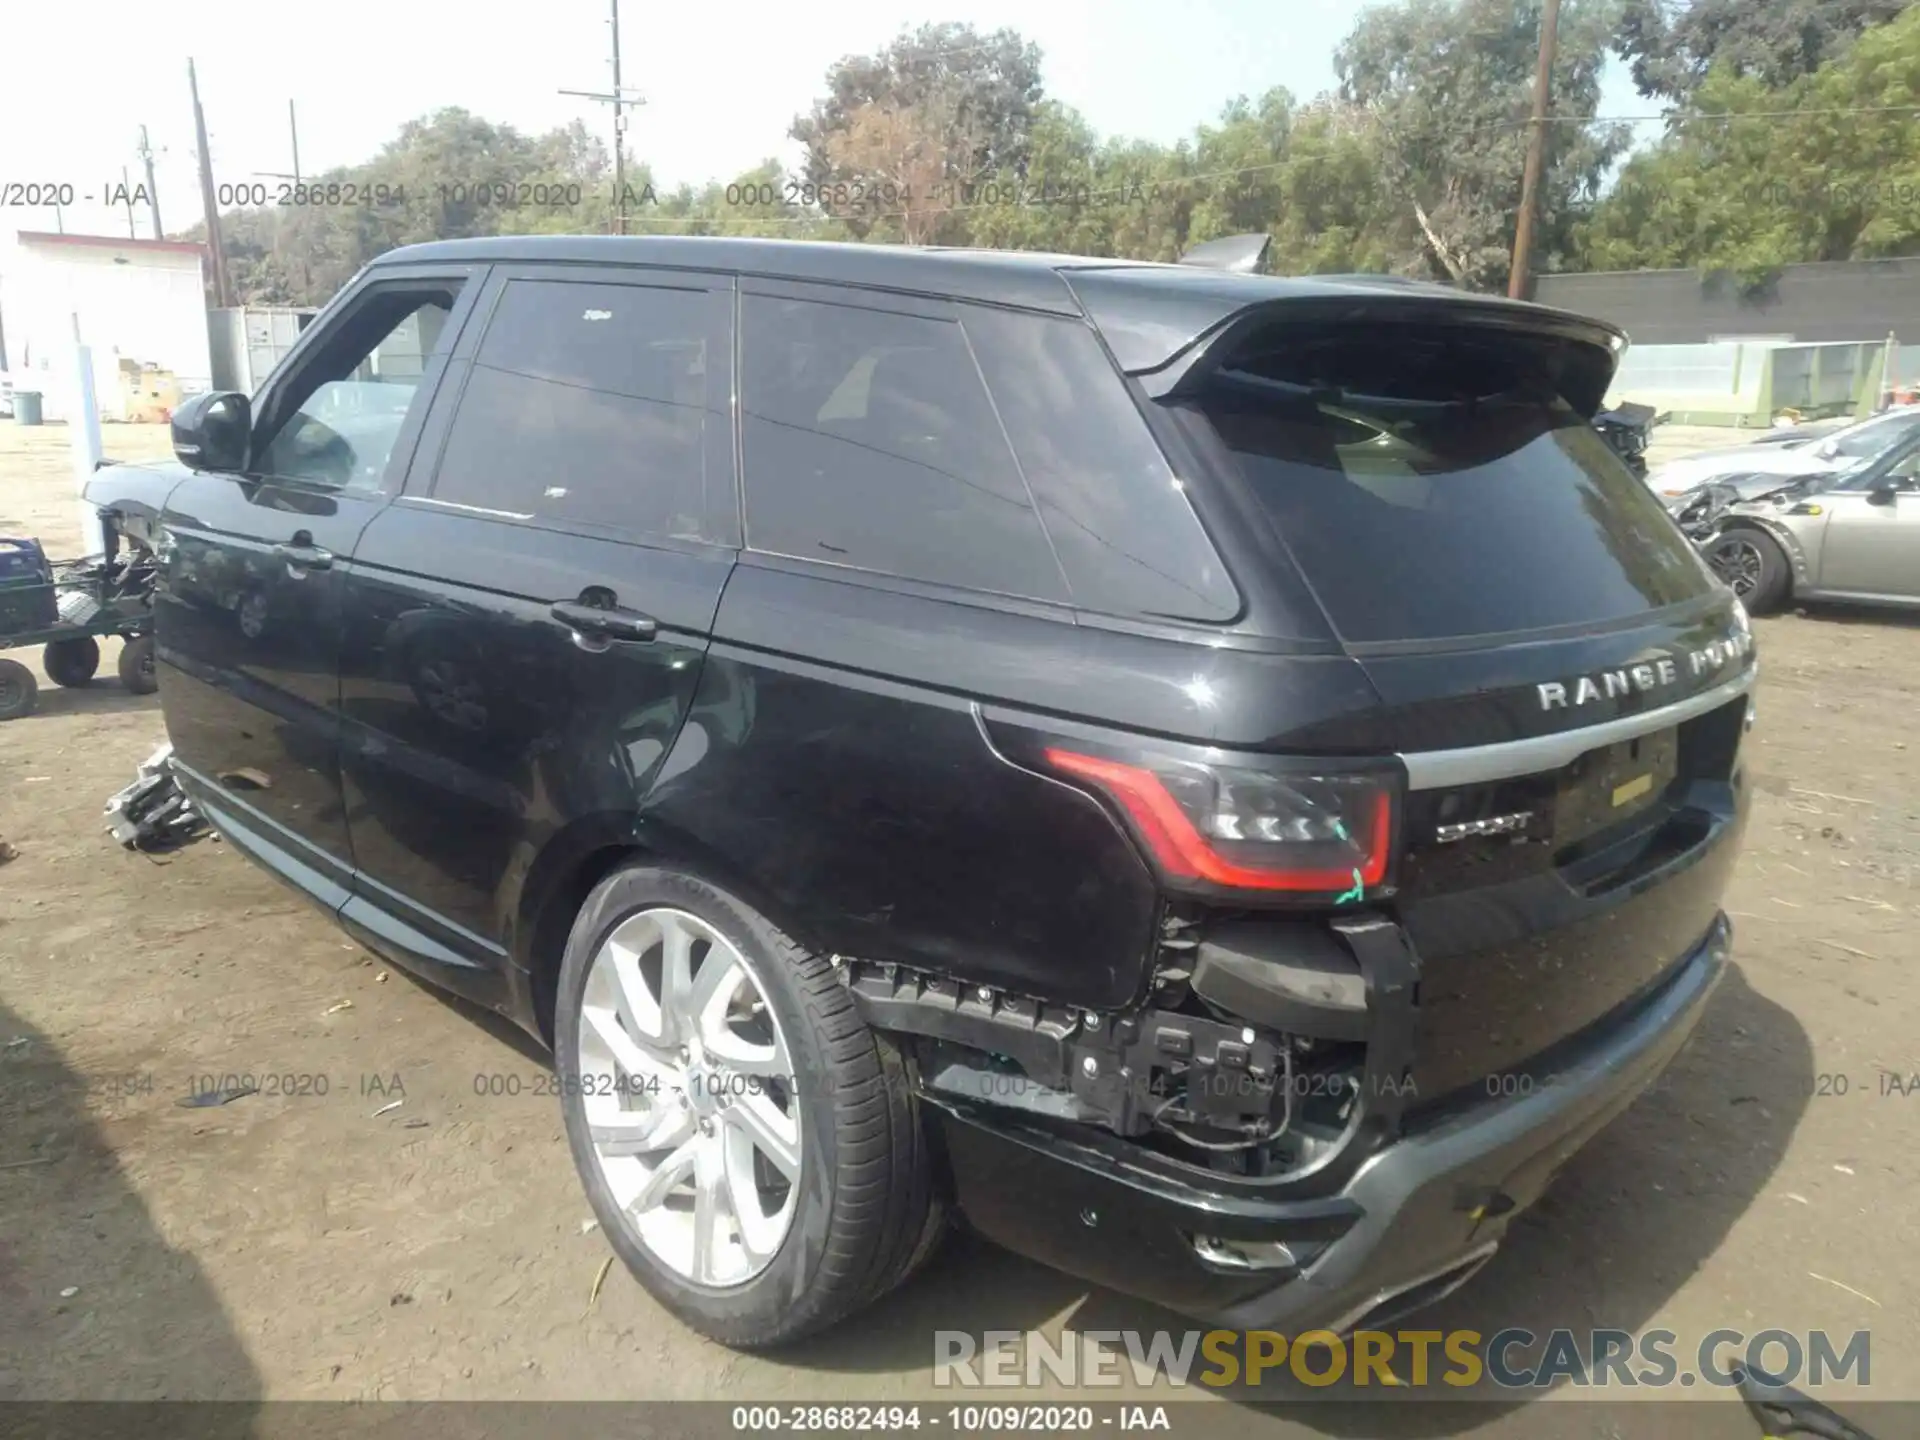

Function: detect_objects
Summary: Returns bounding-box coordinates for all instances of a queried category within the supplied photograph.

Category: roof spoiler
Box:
[1138,295,1625,415]
[1176,233,1271,274]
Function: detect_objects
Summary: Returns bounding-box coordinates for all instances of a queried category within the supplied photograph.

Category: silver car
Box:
[1651,405,1920,509]
[1702,427,1920,613]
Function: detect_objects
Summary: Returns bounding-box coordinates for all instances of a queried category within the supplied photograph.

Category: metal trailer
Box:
[0,538,159,720]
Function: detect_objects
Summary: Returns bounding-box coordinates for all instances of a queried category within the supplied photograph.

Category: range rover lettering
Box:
[91,236,1755,1348]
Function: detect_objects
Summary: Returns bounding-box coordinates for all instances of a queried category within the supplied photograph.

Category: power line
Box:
[614,109,1920,234]
[1526,102,1920,125]
[380,88,1920,239]
[1343,100,1920,140]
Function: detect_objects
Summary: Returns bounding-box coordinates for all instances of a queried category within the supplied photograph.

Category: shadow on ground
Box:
[780,966,1811,1436]
[8,679,160,722]
[0,994,260,1427]
[389,966,551,1067]
[1792,601,1920,631]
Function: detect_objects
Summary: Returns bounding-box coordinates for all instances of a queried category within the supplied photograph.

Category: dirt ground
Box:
[1,421,1916,1432]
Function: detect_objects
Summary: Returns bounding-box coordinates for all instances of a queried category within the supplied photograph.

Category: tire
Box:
[554,863,943,1348]
[0,658,37,720]
[43,636,100,688]
[118,635,159,694]
[1708,527,1791,614]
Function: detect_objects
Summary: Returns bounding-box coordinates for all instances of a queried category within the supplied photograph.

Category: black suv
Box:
[89,237,1754,1348]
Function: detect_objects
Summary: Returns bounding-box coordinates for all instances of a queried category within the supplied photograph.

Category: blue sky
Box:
[0,0,1656,242]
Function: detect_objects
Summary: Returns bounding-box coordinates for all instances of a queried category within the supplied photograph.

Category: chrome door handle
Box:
[272,542,333,571]
[550,600,658,643]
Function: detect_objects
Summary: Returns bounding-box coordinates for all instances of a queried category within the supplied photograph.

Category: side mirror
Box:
[171,391,251,472]
[1866,481,1901,506]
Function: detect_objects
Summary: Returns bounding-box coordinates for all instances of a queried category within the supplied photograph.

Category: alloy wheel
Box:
[1709,537,1764,598]
[576,907,802,1288]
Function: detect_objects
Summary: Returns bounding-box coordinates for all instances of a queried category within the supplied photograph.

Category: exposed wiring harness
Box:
[1150,1039,1296,1153]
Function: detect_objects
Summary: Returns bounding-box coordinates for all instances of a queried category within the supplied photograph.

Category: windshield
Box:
[1194,329,1717,644]
[1822,410,1920,462]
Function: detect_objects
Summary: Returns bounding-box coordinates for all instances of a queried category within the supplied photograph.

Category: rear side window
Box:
[1197,326,1716,644]
[739,293,1068,603]
[432,278,716,542]
[965,308,1239,622]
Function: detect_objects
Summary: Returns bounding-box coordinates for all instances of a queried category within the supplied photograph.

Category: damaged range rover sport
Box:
[92,237,1754,1348]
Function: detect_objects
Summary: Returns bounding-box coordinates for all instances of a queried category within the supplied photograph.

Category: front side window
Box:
[431,278,717,543]
[255,289,461,491]
[1878,437,1920,484]
[739,293,1068,603]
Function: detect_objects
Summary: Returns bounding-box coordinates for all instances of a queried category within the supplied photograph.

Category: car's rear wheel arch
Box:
[520,823,832,1048]
[524,840,643,1046]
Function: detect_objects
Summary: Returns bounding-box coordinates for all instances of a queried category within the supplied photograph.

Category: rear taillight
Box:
[1042,747,1397,900]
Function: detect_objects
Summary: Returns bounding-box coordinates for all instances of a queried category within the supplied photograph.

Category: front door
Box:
[1817,438,1920,599]
[157,267,483,906]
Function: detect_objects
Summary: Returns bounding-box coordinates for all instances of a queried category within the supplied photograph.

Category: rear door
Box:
[157,267,482,906]
[334,264,736,977]
[1167,315,1756,1101]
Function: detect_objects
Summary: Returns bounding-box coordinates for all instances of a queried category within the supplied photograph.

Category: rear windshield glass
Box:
[1196,329,1716,644]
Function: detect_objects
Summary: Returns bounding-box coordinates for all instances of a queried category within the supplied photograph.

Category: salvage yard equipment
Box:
[0,534,159,720]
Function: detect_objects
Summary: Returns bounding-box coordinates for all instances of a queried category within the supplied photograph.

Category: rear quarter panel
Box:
[636,563,1377,1011]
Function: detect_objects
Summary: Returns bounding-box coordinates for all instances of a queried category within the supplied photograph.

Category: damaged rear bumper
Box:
[930,914,1730,1333]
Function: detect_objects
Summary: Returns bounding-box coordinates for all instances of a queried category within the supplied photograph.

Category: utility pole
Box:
[610,0,625,234]
[250,100,311,299]
[122,167,137,238]
[1507,0,1561,300]
[189,59,233,308]
[137,125,164,238]
[257,100,303,184]
[560,0,645,235]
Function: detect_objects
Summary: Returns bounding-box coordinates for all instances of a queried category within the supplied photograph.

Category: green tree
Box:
[1617,0,1917,101]
[1575,5,1920,280]
[191,109,620,305]
[1336,0,1630,287]
[963,103,1199,258]
[790,22,1045,241]
[1266,101,1401,275]
[643,160,835,240]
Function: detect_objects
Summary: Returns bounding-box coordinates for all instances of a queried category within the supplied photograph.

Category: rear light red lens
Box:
[1044,747,1395,897]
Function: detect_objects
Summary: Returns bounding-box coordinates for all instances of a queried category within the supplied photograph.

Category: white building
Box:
[0,230,213,422]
